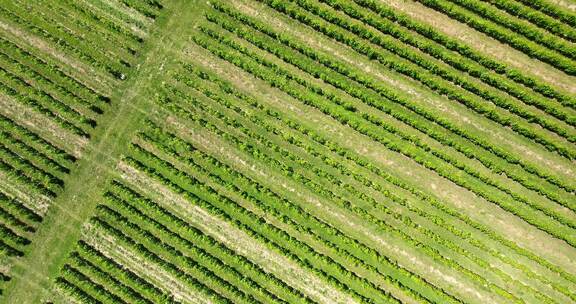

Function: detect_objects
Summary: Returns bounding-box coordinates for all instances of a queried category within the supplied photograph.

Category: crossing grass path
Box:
[0,0,575,303]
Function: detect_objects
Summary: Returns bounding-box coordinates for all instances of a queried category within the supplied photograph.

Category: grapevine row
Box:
[191,28,576,246]
[0,114,75,167]
[0,51,103,116]
[183,64,576,287]
[108,180,315,304]
[0,37,110,106]
[0,131,69,176]
[169,71,574,301]
[444,0,576,59]
[0,67,96,132]
[89,217,233,304]
[207,3,576,195]
[103,190,286,304]
[198,18,576,211]
[0,5,123,79]
[94,204,255,304]
[139,119,453,304]
[155,83,551,303]
[75,240,178,304]
[125,149,393,304]
[247,0,576,157]
[480,0,576,42]
[514,0,576,27]
[350,0,576,109]
[412,0,576,75]
[316,0,576,126]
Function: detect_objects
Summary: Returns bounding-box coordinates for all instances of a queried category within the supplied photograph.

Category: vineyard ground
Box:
[0,1,204,302]
[1,0,575,303]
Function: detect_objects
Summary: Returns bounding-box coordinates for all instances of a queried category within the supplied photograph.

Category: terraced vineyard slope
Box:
[0,0,574,303]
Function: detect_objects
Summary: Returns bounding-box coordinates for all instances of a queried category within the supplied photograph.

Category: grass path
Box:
[0,1,205,302]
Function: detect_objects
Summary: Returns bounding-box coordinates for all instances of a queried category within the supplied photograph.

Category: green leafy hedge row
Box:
[75,240,178,304]
[481,0,576,42]
[60,0,145,46]
[0,52,103,116]
[0,67,96,132]
[188,66,576,289]
[34,0,136,66]
[125,144,379,304]
[298,0,576,137]
[413,0,576,75]
[108,180,313,304]
[0,4,125,80]
[158,77,518,302]
[0,75,89,138]
[188,66,576,299]
[351,0,576,109]
[192,26,576,248]
[67,250,154,304]
[0,131,69,178]
[104,189,285,304]
[208,2,576,194]
[54,277,100,304]
[0,114,75,168]
[89,215,232,304]
[203,10,576,210]
[60,263,127,304]
[0,37,110,106]
[95,203,253,304]
[0,143,62,196]
[513,0,576,28]
[316,0,575,126]
[143,100,448,303]
[180,69,576,301]
[0,192,42,224]
[444,0,576,59]
[160,78,559,303]
[173,75,557,302]
[248,0,576,158]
